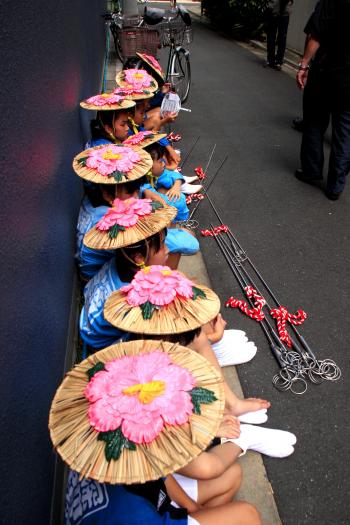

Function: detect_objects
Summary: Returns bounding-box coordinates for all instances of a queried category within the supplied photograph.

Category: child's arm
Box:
[203,314,227,344]
[143,189,167,205]
[166,179,182,202]
[175,441,240,480]
[165,145,181,168]
[164,475,201,513]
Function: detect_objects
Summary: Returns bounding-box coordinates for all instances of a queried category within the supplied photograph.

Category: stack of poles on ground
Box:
[182,143,341,395]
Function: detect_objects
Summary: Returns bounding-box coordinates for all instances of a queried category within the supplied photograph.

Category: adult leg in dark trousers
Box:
[266,14,290,68]
[275,15,290,66]
[266,14,279,67]
[326,109,350,196]
[299,70,330,180]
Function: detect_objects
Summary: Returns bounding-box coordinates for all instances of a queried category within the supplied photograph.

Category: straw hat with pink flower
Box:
[49,339,224,484]
[116,68,158,93]
[136,52,165,84]
[80,92,136,111]
[122,130,167,149]
[83,197,176,250]
[104,265,221,335]
[73,143,153,185]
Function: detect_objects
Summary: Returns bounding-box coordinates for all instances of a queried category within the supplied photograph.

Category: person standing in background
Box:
[265,0,294,70]
[295,0,350,200]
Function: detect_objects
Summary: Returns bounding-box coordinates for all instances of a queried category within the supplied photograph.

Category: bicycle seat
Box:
[178,6,191,26]
[143,6,165,25]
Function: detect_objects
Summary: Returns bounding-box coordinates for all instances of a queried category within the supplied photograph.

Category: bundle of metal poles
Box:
[187,152,341,395]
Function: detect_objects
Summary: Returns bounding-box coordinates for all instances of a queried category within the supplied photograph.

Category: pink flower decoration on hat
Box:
[123,131,154,146]
[123,69,153,90]
[85,351,196,443]
[97,198,153,231]
[142,54,163,75]
[86,145,141,177]
[86,93,124,106]
[120,265,195,307]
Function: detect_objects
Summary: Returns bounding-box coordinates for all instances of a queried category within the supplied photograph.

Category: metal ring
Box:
[290,378,308,395]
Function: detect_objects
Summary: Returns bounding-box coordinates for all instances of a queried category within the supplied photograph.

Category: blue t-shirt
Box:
[65,470,188,525]
[156,169,184,190]
[79,258,129,349]
[76,196,116,280]
[165,229,199,255]
[87,138,112,148]
[140,184,189,222]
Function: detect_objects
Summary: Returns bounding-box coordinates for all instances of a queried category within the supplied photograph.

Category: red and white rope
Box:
[194,166,206,180]
[186,193,205,205]
[167,132,182,142]
[201,224,229,237]
[225,286,266,321]
[270,306,307,347]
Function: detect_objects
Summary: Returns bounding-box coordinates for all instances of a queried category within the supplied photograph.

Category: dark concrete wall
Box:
[0,1,106,523]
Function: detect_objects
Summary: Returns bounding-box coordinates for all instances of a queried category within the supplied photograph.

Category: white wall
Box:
[287,0,318,53]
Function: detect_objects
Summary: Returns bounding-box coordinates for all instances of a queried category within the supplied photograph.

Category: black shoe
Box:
[295,169,323,185]
[263,61,274,68]
[274,63,282,71]
[325,189,341,200]
[292,117,304,132]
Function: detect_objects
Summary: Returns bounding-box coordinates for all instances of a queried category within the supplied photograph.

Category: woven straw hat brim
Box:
[116,71,158,93]
[123,133,167,149]
[49,339,225,484]
[73,145,153,185]
[136,53,165,83]
[104,282,221,335]
[84,204,177,250]
[80,99,136,111]
[125,92,154,101]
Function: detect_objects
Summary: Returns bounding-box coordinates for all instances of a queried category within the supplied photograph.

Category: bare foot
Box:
[232,398,271,417]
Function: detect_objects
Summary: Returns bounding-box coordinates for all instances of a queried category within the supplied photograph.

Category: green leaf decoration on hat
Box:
[151,201,164,212]
[109,170,127,182]
[77,156,88,167]
[140,301,156,320]
[192,286,207,300]
[190,387,217,415]
[87,361,106,381]
[98,428,136,462]
[109,224,126,239]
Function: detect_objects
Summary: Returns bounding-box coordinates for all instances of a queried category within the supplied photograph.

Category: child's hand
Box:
[166,188,181,201]
[212,313,227,340]
[162,111,178,124]
[161,83,171,94]
[216,415,240,439]
[167,149,181,165]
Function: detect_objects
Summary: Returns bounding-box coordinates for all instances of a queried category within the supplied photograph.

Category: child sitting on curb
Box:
[142,142,189,221]
[50,340,262,525]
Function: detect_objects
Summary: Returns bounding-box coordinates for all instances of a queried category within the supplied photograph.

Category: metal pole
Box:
[189,155,228,220]
[179,136,200,170]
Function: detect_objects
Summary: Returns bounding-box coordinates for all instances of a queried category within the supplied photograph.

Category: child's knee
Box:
[234,501,261,524]
[229,462,242,486]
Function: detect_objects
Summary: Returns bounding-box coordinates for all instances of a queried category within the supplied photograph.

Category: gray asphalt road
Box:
[163,17,350,525]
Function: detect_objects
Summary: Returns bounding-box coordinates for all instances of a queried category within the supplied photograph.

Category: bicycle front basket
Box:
[118,28,160,57]
[159,18,193,47]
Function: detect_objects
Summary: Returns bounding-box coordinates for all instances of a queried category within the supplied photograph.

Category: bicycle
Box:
[141,4,192,103]
[105,2,192,103]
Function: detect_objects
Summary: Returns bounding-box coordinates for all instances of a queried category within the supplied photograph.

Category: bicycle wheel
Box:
[115,33,125,63]
[110,23,125,63]
[169,47,191,103]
